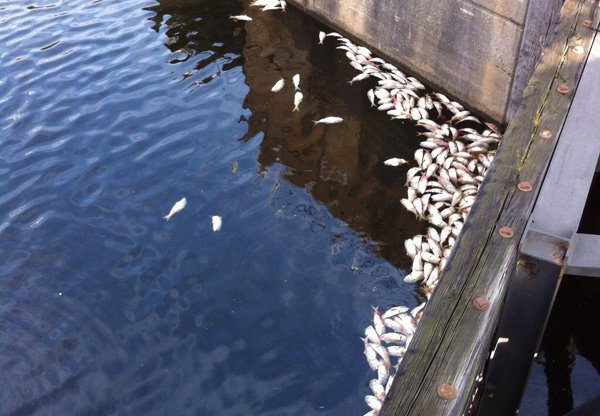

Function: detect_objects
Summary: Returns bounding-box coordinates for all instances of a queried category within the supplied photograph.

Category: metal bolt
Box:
[539,130,553,139]
[437,383,457,400]
[557,84,570,94]
[518,181,532,192]
[499,226,514,238]
[473,297,490,311]
[573,45,585,54]
[582,19,592,28]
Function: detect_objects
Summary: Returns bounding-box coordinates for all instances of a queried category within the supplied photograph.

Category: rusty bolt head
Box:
[582,19,592,28]
[473,297,490,311]
[539,130,553,139]
[499,226,514,238]
[518,181,532,192]
[573,45,585,55]
[557,84,570,94]
[437,383,457,400]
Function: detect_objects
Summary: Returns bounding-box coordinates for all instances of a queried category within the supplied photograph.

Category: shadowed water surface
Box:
[0,0,424,415]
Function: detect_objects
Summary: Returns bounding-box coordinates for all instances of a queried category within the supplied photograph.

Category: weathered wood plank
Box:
[380,0,599,414]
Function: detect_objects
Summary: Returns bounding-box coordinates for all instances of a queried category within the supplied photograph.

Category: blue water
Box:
[0,1,425,414]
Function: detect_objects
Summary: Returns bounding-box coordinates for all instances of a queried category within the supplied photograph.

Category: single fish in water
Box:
[164,197,187,220]
[211,215,222,232]
[229,14,252,21]
[293,91,303,112]
[271,78,285,92]
[313,116,343,124]
[383,158,408,166]
[318,31,326,44]
[292,74,300,90]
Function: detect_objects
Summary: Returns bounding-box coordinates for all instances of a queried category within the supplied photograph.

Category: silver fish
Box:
[383,157,408,167]
[211,215,222,232]
[229,14,252,21]
[318,31,326,44]
[292,74,300,90]
[163,197,187,220]
[271,78,285,92]
[313,116,343,124]
[293,91,303,112]
[365,395,382,412]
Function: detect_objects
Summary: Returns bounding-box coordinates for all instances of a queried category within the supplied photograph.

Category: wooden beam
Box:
[380,0,599,414]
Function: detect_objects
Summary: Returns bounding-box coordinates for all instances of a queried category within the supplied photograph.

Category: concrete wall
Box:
[287,0,563,124]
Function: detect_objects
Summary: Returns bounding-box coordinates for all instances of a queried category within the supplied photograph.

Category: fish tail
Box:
[163,214,171,220]
[293,105,299,112]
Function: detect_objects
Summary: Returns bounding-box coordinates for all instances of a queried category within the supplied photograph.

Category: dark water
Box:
[519,174,600,416]
[0,1,425,415]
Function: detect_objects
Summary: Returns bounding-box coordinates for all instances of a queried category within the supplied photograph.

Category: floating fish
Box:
[229,14,252,21]
[384,158,408,167]
[313,116,343,124]
[163,197,187,221]
[271,78,285,92]
[318,31,326,45]
[292,74,300,90]
[293,91,303,112]
[365,395,382,412]
[211,215,222,232]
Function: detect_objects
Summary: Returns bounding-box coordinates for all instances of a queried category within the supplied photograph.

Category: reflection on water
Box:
[0,0,426,415]
[240,6,425,268]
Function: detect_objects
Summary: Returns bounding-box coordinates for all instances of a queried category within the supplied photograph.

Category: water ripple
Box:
[0,0,418,414]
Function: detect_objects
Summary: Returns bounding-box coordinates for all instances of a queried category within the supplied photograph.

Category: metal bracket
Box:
[520,228,569,266]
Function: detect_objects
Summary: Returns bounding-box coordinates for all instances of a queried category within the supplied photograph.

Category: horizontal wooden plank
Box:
[380,0,598,414]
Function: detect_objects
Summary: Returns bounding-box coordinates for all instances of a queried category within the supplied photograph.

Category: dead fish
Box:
[363,338,381,371]
[380,332,407,344]
[369,379,386,401]
[365,395,382,412]
[313,116,343,124]
[371,343,391,367]
[229,14,252,21]
[211,215,222,232]
[163,197,187,220]
[377,363,389,385]
[292,74,300,90]
[271,78,285,92]
[383,158,408,167]
[372,306,386,336]
[382,305,410,319]
[293,91,303,112]
[365,325,381,345]
[387,345,407,357]
[349,72,370,85]
[367,89,375,107]
[318,31,326,44]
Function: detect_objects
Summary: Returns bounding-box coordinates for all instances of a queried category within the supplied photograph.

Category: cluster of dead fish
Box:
[361,302,425,414]
[315,33,502,415]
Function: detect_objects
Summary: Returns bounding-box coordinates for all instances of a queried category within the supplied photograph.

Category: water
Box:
[0,1,425,414]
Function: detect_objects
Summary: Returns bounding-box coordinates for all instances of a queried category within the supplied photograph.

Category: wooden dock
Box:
[381,0,600,414]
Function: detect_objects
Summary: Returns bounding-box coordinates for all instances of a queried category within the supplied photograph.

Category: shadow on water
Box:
[240,4,426,269]
[146,0,426,270]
